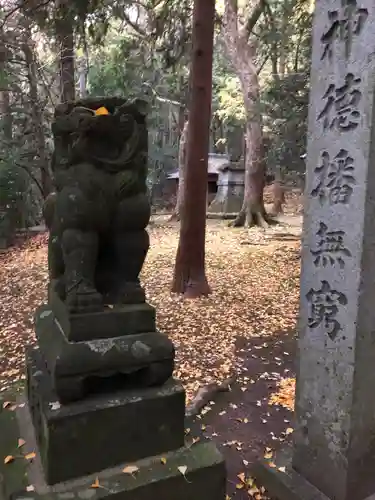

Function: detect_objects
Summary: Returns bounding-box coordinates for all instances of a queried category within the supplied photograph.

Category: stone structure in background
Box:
[0,97,225,500]
[253,2,375,500]
[208,162,245,218]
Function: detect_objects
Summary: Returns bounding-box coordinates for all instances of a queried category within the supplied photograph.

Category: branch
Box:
[122,10,148,37]
[244,0,267,39]
[1,0,53,29]
[15,162,45,199]
[257,53,269,74]
[142,82,183,107]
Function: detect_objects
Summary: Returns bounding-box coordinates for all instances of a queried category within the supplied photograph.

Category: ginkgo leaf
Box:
[2,401,11,409]
[18,438,26,448]
[24,452,36,460]
[286,428,294,435]
[278,466,286,473]
[4,455,14,464]
[237,472,246,483]
[160,457,167,465]
[243,459,249,466]
[236,483,245,489]
[248,486,260,495]
[178,466,187,476]
[123,465,139,475]
[91,477,100,488]
[264,452,273,459]
[26,485,35,492]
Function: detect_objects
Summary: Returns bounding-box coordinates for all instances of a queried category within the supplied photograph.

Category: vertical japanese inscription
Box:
[310,222,351,268]
[318,73,362,132]
[311,149,356,205]
[321,0,368,61]
[306,281,347,340]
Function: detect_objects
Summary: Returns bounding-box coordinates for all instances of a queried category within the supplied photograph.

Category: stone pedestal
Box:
[26,347,185,484]
[252,1,375,500]
[0,304,225,499]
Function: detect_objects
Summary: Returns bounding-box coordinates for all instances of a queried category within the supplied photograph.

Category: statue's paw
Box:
[66,286,103,314]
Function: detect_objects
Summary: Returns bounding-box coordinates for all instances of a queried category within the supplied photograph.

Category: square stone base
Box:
[251,446,330,500]
[0,398,226,500]
[26,348,185,484]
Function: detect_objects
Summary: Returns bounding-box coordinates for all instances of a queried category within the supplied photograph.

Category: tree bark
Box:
[171,0,214,298]
[269,167,285,216]
[23,31,52,198]
[56,0,75,103]
[223,0,270,228]
[170,119,189,221]
[0,29,12,142]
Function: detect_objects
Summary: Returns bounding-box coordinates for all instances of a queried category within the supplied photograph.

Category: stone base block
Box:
[251,446,330,500]
[26,348,185,484]
[0,397,226,500]
[34,306,174,403]
[48,291,156,341]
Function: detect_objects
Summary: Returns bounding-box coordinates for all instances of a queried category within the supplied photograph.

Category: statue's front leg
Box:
[108,192,151,304]
[56,186,103,313]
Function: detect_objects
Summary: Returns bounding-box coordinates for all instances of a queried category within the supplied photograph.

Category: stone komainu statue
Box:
[44,97,150,313]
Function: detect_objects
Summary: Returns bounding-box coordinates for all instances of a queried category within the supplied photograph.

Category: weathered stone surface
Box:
[208,164,244,216]
[33,311,174,402]
[47,291,156,341]
[253,2,375,499]
[26,348,185,484]
[45,97,151,315]
[2,396,225,500]
[251,447,329,500]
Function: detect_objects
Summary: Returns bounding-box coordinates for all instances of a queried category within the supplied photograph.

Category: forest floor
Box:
[0,202,302,499]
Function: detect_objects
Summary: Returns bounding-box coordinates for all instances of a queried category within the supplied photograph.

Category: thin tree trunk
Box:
[23,34,52,198]
[171,0,214,297]
[224,0,270,228]
[269,167,285,216]
[170,119,189,221]
[0,30,12,141]
[56,0,75,102]
[232,116,269,228]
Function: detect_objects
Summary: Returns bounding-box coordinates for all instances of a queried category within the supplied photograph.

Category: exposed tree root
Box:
[229,207,278,229]
[185,375,236,418]
[184,278,211,299]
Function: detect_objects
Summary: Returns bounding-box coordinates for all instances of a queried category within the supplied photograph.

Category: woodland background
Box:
[0,0,312,242]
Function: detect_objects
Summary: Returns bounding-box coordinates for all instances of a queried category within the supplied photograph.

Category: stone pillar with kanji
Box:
[253,2,375,499]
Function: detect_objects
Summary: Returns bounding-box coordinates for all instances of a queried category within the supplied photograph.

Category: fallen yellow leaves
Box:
[91,477,100,489]
[3,449,36,464]
[122,465,139,475]
[236,472,268,499]
[0,218,300,500]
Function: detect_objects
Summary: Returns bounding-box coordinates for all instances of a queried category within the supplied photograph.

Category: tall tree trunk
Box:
[0,29,12,141]
[56,0,75,102]
[170,119,189,221]
[23,33,52,198]
[171,0,214,297]
[223,0,270,228]
[279,0,289,77]
[269,167,285,216]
